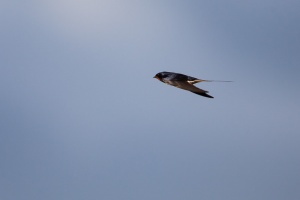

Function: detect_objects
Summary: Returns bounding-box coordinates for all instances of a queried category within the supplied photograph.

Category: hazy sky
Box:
[1,1,300,200]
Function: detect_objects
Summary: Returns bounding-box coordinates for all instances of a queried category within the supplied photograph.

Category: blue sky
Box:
[1,1,300,199]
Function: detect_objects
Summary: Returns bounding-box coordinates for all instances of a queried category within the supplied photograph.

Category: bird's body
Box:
[153,71,231,98]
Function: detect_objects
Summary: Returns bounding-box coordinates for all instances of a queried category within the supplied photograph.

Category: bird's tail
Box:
[190,79,232,84]
[202,80,233,82]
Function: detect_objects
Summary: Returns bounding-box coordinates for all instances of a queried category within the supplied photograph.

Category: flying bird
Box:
[153,71,231,98]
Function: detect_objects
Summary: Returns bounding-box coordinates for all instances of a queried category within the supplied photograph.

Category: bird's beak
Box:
[153,75,158,79]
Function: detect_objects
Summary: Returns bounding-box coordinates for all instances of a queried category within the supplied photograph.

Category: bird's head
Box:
[153,72,163,82]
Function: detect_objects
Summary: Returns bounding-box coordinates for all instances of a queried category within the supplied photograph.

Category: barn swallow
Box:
[154,71,231,98]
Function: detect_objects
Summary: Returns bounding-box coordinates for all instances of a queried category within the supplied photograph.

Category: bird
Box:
[153,71,231,98]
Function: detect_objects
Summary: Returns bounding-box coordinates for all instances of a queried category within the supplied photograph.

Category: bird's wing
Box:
[164,80,214,98]
[169,80,206,92]
[171,81,213,98]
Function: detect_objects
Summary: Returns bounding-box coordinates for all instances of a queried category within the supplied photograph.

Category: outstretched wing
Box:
[168,81,214,98]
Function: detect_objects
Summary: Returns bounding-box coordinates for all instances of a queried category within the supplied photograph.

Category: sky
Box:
[1,0,300,199]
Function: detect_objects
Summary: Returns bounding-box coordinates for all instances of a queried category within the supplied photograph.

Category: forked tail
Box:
[203,80,233,82]
[190,79,232,84]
